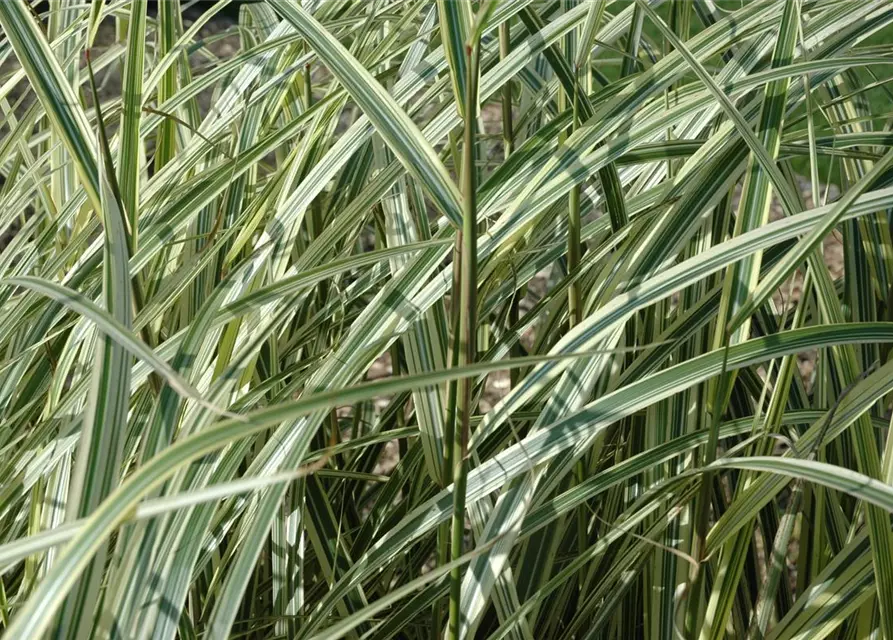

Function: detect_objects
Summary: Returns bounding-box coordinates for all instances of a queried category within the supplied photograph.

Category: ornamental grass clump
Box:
[2,1,893,638]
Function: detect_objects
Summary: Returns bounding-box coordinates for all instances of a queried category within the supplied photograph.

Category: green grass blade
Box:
[267,0,464,226]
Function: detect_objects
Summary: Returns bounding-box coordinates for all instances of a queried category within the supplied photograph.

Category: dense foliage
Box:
[2,0,893,638]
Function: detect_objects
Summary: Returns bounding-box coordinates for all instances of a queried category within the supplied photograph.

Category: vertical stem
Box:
[304,62,313,113]
[686,332,732,638]
[567,68,582,329]
[304,64,327,252]
[305,64,322,247]
[391,342,407,460]
[448,39,479,640]
[500,21,522,389]
[566,59,588,586]
[438,224,462,634]
[499,23,514,159]
[304,62,339,451]
[154,0,180,174]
